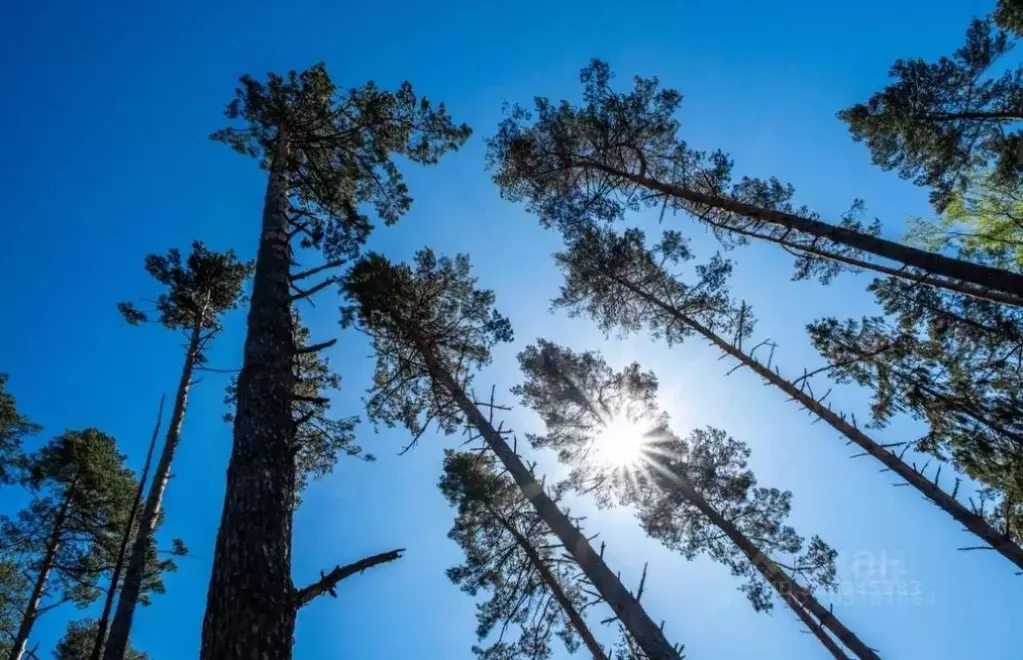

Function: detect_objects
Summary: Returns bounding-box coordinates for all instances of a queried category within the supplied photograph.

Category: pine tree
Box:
[0,557,30,657]
[53,620,146,660]
[440,450,607,660]
[550,225,1023,570]
[487,60,1023,306]
[202,64,469,659]
[104,244,248,660]
[514,342,865,660]
[342,249,680,660]
[0,375,39,485]
[839,18,1023,211]
[2,431,176,660]
[808,274,1023,552]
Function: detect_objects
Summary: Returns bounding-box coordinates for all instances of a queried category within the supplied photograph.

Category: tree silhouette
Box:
[202,63,461,658]
[550,224,1023,571]
[840,18,1023,210]
[488,59,1023,306]
[53,620,146,660]
[342,248,680,659]
[104,244,249,660]
[515,342,864,659]
[440,449,607,660]
[2,431,178,660]
[0,375,39,485]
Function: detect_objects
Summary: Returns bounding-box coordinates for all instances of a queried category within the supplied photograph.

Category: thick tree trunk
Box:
[592,162,1023,305]
[7,480,77,660]
[495,511,608,660]
[415,340,680,660]
[665,473,875,659]
[617,275,1023,571]
[201,133,299,660]
[91,397,165,660]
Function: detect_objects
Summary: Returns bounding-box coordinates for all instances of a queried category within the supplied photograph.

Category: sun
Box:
[592,414,649,468]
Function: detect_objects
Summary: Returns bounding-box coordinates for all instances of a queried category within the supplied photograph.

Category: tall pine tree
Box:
[0,375,39,485]
[514,342,864,660]
[343,249,681,659]
[203,64,467,659]
[487,60,1023,306]
[104,243,249,660]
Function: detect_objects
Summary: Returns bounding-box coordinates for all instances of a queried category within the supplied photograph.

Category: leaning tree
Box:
[203,63,467,659]
[104,242,249,660]
[440,449,608,660]
[550,224,1023,571]
[515,341,864,660]
[487,59,1023,306]
[342,249,681,659]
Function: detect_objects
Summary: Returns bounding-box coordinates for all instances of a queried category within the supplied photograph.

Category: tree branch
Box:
[296,549,405,607]
[296,338,338,355]
[290,277,336,303]
[292,260,345,282]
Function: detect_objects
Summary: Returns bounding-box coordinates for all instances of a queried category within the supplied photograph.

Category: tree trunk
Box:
[7,479,77,660]
[617,275,1023,571]
[201,132,299,660]
[592,161,1023,305]
[494,510,608,660]
[91,396,165,660]
[665,472,875,659]
[784,594,849,660]
[415,339,680,660]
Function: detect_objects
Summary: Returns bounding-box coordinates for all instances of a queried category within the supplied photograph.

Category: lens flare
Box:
[593,414,648,468]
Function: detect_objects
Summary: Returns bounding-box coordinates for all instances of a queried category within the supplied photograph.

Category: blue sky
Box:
[0,0,1017,658]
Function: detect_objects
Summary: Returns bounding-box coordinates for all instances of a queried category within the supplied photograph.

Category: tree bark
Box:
[201,131,299,660]
[91,396,165,660]
[104,318,205,660]
[413,338,681,660]
[784,594,849,660]
[616,275,1023,571]
[495,511,609,660]
[590,161,1023,304]
[7,479,77,660]
[663,471,875,659]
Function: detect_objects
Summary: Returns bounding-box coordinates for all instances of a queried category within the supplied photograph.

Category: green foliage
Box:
[0,374,39,484]
[440,450,587,660]
[342,249,513,446]
[808,276,1023,545]
[211,64,471,262]
[117,241,251,337]
[52,619,148,660]
[488,60,875,284]
[839,19,1023,210]
[996,0,1023,35]
[0,555,30,651]
[908,170,1023,271]
[224,310,369,498]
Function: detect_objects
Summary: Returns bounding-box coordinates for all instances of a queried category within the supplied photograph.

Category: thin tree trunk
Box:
[784,594,849,660]
[90,396,165,660]
[665,472,875,659]
[617,275,1023,571]
[201,132,299,660]
[7,479,77,660]
[104,319,205,660]
[493,508,609,660]
[414,338,680,660]
[591,161,1023,304]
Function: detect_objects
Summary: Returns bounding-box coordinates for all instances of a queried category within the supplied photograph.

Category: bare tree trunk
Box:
[414,339,680,660]
[104,319,205,660]
[201,132,299,660]
[493,509,609,660]
[617,276,1023,571]
[90,397,165,660]
[7,479,77,660]
[592,161,1023,306]
[784,594,849,660]
[665,472,875,659]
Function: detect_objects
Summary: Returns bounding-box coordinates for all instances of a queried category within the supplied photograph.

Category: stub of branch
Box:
[296,548,405,607]
[290,277,336,303]
[295,338,338,355]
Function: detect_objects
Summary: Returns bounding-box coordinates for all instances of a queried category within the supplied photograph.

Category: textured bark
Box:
[592,162,1023,305]
[91,396,165,660]
[617,276,1023,571]
[414,339,680,660]
[201,133,299,660]
[494,510,608,660]
[7,480,77,660]
[666,474,875,659]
